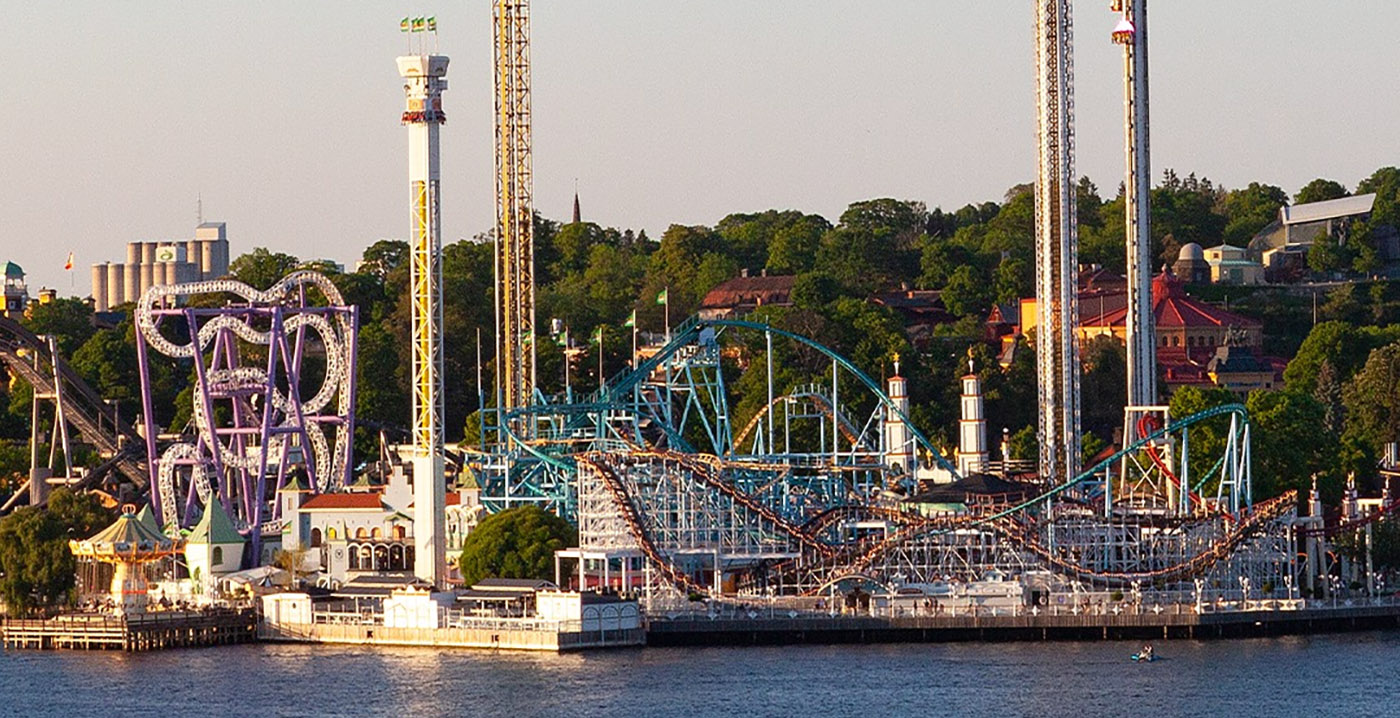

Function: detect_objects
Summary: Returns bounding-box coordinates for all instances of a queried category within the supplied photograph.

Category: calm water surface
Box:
[3,632,1397,717]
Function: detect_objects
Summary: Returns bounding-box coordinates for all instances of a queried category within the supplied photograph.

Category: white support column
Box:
[398,51,450,587]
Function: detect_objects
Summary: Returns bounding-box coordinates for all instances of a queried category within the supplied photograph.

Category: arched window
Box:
[348,544,360,570]
[374,545,389,571]
[327,527,337,541]
[212,547,224,565]
[310,528,323,548]
[372,527,383,540]
[361,545,373,568]
[393,525,406,540]
[390,544,404,570]
[1172,336,1180,347]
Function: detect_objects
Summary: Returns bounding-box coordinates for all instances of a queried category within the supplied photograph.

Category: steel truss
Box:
[135,272,357,557]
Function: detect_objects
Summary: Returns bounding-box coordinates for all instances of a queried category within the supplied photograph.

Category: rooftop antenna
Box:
[197,193,203,225]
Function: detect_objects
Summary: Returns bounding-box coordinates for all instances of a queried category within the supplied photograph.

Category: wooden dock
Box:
[2,609,257,652]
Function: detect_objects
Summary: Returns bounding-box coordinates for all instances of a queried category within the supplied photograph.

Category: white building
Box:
[184,499,247,594]
[284,460,483,587]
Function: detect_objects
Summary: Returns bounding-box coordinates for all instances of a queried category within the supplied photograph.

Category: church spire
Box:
[571,182,581,224]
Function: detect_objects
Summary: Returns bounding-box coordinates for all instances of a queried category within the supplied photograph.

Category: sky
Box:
[2,1,1397,294]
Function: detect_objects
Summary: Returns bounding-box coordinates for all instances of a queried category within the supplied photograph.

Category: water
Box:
[4,632,1398,717]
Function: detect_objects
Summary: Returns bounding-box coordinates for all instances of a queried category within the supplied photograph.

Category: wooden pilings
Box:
[2,609,256,652]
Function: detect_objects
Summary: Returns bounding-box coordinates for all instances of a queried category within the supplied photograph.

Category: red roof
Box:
[300,493,384,511]
[699,274,795,310]
[1079,273,1260,331]
[446,492,461,506]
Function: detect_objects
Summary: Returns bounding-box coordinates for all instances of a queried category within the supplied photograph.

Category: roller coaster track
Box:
[0,316,147,492]
[987,491,1297,585]
[628,450,836,558]
[731,389,870,454]
[576,455,708,595]
[1297,495,1400,538]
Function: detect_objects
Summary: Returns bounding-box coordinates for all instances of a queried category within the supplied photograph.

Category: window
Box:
[372,527,383,540]
[327,527,337,541]
[310,528,323,548]
[212,547,224,565]
[356,527,368,540]
[349,545,360,570]
[393,525,406,540]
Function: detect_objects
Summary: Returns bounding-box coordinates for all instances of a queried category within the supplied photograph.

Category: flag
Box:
[63,252,73,271]
[656,288,668,305]
[591,326,603,345]
[400,17,410,32]
[426,16,437,32]
[624,310,636,328]
[556,328,569,347]
[412,16,425,32]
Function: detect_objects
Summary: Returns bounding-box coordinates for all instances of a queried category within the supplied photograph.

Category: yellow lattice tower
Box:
[494,0,536,416]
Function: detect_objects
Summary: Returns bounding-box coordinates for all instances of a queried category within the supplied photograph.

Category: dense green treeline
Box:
[1,167,1399,503]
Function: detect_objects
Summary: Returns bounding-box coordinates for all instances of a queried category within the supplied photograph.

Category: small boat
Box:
[1130,647,1157,662]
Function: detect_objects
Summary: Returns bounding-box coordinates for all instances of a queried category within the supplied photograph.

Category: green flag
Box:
[426,16,437,32]
[624,310,636,328]
[591,326,603,345]
[656,288,668,305]
[412,16,425,32]
[556,329,569,347]
[400,17,410,33]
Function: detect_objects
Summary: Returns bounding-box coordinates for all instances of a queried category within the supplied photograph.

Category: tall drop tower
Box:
[1112,0,1157,418]
[1034,0,1082,485]
[494,0,537,416]
[397,47,449,586]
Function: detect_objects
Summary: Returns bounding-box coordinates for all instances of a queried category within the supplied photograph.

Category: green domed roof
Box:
[2,261,23,278]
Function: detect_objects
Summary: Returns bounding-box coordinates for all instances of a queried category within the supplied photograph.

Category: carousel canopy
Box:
[70,506,183,559]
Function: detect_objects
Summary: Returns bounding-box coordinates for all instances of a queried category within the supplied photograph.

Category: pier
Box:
[2,609,257,652]
[645,602,1400,646]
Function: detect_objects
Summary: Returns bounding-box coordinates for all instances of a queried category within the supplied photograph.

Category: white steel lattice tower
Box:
[397,51,449,586]
[1113,0,1157,417]
[495,0,536,415]
[1034,0,1082,484]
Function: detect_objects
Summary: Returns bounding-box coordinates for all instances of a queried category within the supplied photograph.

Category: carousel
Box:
[69,504,184,615]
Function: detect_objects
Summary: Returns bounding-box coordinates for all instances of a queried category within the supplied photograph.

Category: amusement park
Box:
[5,1,1400,655]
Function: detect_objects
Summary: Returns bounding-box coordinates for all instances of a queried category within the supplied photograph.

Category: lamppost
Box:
[1239,576,1251,611]
[1193,578,1205,613]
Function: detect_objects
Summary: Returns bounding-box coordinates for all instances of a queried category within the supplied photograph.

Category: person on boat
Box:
[1140,644,1154,660]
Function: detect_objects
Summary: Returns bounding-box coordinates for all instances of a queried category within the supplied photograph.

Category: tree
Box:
[1342,342,1400,457]
[0,488,111,615]
[941,265,992,318]
[1295,178,1348,205]
[1247,389,1332,500]
[457,505,576,587]
[1221,182,1288,246]
[359,239,408,281]
[22,298,95,357]
[1080,335,1127,437]
[229,248,301,290]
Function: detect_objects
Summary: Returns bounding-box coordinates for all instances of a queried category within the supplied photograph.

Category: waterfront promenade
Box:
[645,596,1400,645]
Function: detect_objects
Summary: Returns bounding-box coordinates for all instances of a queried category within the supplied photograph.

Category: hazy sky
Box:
[2,2,1397,293]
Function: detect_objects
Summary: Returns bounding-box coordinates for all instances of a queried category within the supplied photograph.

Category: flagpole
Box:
[563,328,571,402]
[598,327,604,390]
[664,287,671,343]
